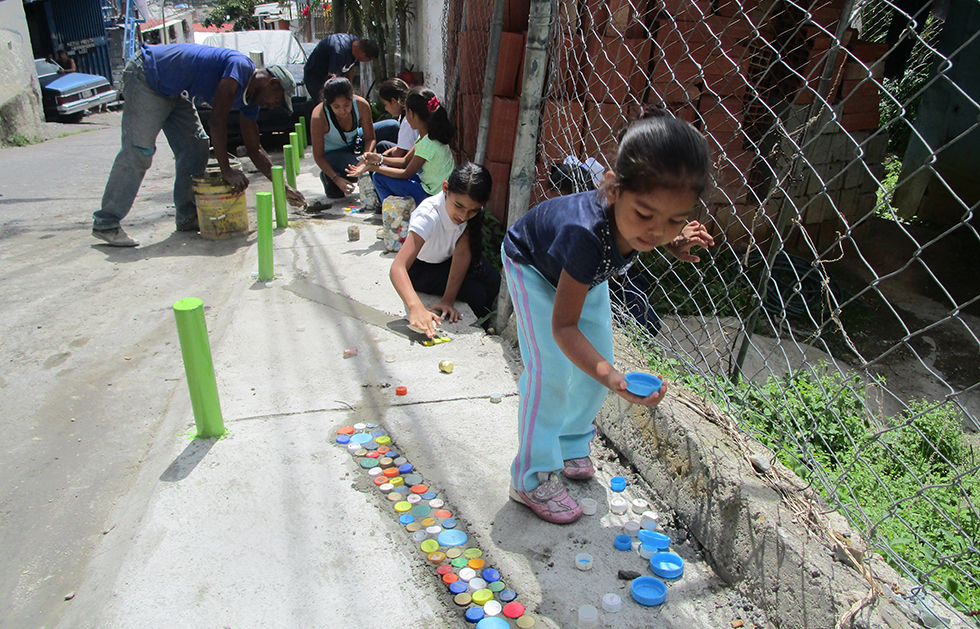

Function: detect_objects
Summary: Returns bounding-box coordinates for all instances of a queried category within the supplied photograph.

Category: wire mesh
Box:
[443,0,980,622]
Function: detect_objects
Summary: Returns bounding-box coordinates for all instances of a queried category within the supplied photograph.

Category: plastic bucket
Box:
[191,173,248,240]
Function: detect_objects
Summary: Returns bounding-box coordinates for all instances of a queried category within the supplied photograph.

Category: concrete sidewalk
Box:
[27,148,750,629]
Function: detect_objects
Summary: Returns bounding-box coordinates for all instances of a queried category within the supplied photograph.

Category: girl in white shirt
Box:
[389,162,501,337]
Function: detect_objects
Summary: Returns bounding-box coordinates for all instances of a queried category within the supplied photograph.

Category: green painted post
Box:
[271,165,287,228]
[257,192,273,282]
[294,122,305,155]
[289,132,301,181]
[172,298,224,438]
[283,144,296,188]
[299,116,308,153]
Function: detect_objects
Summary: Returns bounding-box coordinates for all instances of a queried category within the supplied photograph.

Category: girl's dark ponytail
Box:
[446,162,492,266]
[405,87,456,145]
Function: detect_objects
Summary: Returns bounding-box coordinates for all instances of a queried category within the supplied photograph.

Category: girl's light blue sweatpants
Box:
[503,249,614,493]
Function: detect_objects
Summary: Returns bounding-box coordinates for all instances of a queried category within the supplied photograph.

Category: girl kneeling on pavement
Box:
[389,162,500,336]
[501,108,715,524]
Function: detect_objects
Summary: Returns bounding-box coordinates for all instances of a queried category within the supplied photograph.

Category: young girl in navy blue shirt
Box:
[502,109,715,524]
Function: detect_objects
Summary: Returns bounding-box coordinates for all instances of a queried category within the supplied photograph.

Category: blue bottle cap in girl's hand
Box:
[624,372,662,397]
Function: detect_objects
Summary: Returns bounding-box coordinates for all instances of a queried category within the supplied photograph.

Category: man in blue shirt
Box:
[303,33,378,105]
[93,43,306,246]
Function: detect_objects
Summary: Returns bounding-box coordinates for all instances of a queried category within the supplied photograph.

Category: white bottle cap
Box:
[346,442,361,453]
[631,498,649,514]
[609,496,629,515]
[578,604,599,628]
[483,600,502,616]
[623,521,640,537]
[412,530,427,542]
[426,525,443,537]
[368,467,383,477]
[353,423,366,430]
[428,499,445,509]
[468,577,488,592]
[601,593,622,613]
[407,494,421,504]
[638,543,656,559]
[379,483,394,493]
[580,498,597,515]
[575,553,593,571]
[458,567,476,582]
[640,510,660,530]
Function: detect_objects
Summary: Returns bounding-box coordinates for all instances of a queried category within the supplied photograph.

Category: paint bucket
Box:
[191,172,249,240]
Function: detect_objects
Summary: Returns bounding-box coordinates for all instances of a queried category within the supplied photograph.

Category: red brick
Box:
[459,93,482,158]
[841,110,880,131]
[840,79,880,112]
[583,0,609,33]
[585,35,652,104]
[505,0,531,32]
[494,32,525,97]
[458,31,489,95]
[465,1,490,31]
[486,97,520,163]
[485,159,512,223]
[539,99,586,164]
[661,0,710,21]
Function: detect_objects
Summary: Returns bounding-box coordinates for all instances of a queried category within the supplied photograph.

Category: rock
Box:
[64,592,75,601]
[617,569,641,580]
[749,453,772,473]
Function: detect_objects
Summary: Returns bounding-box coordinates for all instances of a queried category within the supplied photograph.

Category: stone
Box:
[749,453,772,473]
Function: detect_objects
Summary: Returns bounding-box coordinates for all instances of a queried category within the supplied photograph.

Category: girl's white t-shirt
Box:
[396,116,418,151]
[409,192,465,264]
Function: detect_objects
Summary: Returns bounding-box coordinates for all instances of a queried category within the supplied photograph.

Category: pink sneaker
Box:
[562,456,595,480]
[509,472,583,524]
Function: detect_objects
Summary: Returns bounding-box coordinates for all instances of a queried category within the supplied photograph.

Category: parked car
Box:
[198,31,317,148]
[34,58,119,122]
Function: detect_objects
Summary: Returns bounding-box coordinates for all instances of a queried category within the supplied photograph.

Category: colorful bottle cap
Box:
[428,551,446,564]
[468,577,488,592]
[642,530,671,550]
[394,486,409,494]
[371,470,385,481]
[631,498,649,514]
[483,599,502,616]
[350,433,372,445]
[435,509,453,519]
[487,580,505,593]
[394,501,412,513]
[472,589,493,606]
[393,457,407,466]
[385,450,399,459]
[346,443,361,454]
[502,601,525,618]
[411,505,431,518]
[378,481,393,491]
[575,553,593,571]
[452,557,469,567]
[336,435,351,444]
[499,588,517,602]
[360,458,379,469]
[515,616,535,628]
[383,468,399,478]
[436,564,453,575]
[376,435,391,445]
[631,576,666,606]
[437,529,468,547]
[354,449,368,457]
[578,605,598,628]
[366,451,381,459]
[412,530,427,542]
[420,491,437,500]
[449,580,467,594]
[378,457,393,467]
[406,522,421,532]
[387,492,403,502]
[420,516,436,527]
[468,558,486,570]
[420,539,439,554]
[649,552,684,579]
[489,392,502,403]
[602,593,622,613]
[614,534,633,551]
[389,476,404,487]
[481,568,500,583]
[638,543,656,559]
[353,423,367,430]
[624,372,662,397]
[624,521,641,537]
[363,441,378,451]
[475,618,509,629]
[580,498,598,515]
[610,476,627,492]
[640,511,660,530]
[377,446,390,455]
[371,429,386,438]
[442,518,457,529]
[396,386,407,396]
[464,548,483,559]
[400,466,417,477]
[446,547,462,559]
[609,496,629,514]
[428,498,445,509]
[410,484,429,494]
[426,525,443,537]
[365,423,378,429]
[465,607,485,623]
[458,567,477,582]
[399,514,415,525]
[407,494,422,504]
[454,592,472,606]
[337,426,355,435]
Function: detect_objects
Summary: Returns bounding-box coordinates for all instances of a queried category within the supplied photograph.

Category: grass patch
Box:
[2,133,40,148]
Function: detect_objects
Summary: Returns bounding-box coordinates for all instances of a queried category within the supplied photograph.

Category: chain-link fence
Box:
[444,0,980,622]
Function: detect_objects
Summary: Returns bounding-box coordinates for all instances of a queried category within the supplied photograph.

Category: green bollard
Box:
[299,116,307,153]
[294,122,305,155]
[271,165,287,228]
[172,298,224,438]
[283,144,296,188]
[257,192,273,282]
[289,132,301,179]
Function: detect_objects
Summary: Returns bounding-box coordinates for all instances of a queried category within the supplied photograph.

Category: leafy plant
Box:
[202,0,260,31]
[482,212,506,271]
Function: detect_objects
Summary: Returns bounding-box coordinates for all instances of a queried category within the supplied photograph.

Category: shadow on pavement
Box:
[159,436,218,482]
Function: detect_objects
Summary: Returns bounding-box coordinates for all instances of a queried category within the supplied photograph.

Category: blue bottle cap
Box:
[649,552,685,579]
[385,450,399,458]
[437,529,468,547]
[481,568,500,583]
[364,441,378,450]
[371,429,386,437]
[421,491,437,500]
[394,486,409,494]
[411,504,431,517]
[398,463,414,474]
[442,517,457,529]
[465,607,485,623]
[449,580,468,594]
[398,514,415,525]
[365,423,379,429]
[610,476,627,492]
[475,616,510,629]
[350,433,373,445]
[335,434,350,444]
[499,588,517,602]
[403,473,423,486]
[614,534,633,550]
[631,576,666,606]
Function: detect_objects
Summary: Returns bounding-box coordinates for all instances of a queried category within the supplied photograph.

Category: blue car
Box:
[34,58,119,122]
